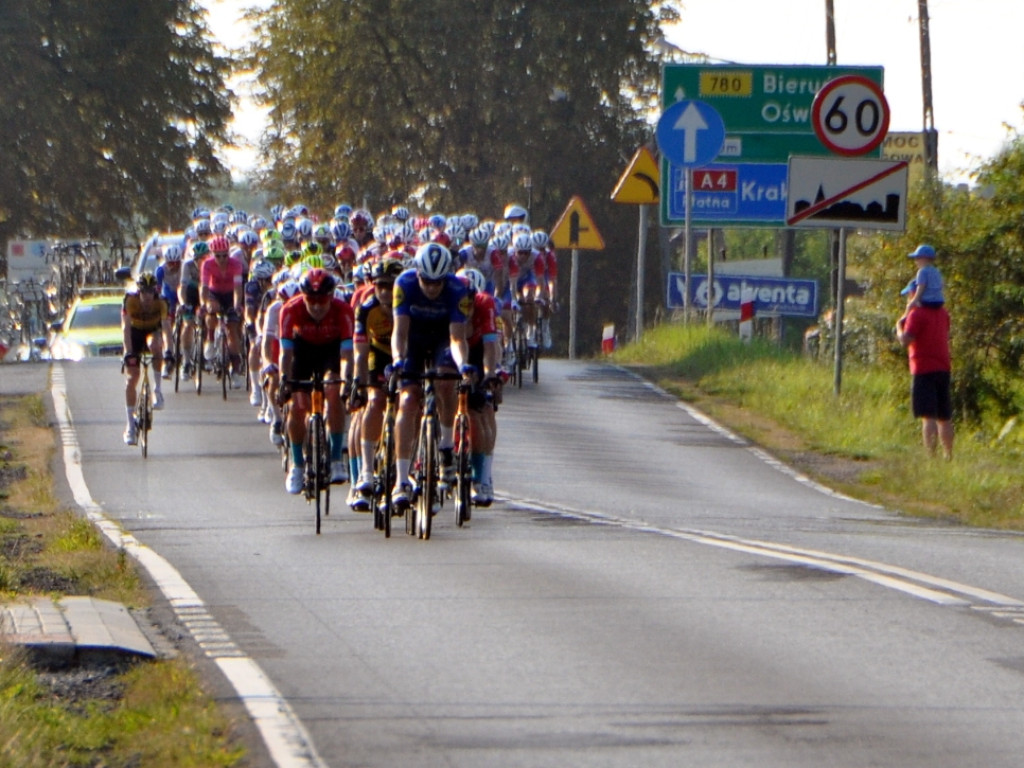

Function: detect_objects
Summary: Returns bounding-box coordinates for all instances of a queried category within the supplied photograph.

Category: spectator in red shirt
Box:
[896,302,952,460]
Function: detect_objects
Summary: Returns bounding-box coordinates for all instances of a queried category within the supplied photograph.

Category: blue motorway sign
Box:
[656,100,726,168]
[667,272,819,318]
[662,161,788,227]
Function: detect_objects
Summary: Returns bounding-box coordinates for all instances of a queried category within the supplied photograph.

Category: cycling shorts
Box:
[207,290,241,322]
[290,338,341,390]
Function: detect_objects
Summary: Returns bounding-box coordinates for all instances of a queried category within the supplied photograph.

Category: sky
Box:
[203,0,1024,185]
[663,0,1024,183]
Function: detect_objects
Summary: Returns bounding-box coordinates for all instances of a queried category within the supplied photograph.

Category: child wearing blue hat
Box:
[904,244,944,309]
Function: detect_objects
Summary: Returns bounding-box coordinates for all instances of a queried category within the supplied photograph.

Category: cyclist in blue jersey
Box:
[154,245,183,379]
[390,242,474,507]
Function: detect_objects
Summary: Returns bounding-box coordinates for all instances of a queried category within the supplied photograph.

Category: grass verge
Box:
[612,323,1024,529]
[0,393,246,767]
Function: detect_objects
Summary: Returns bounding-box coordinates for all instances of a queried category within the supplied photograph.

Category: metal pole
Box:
[833,228,847,396]
[568,248,579,359]
[683,167,693,322]
[634,205,648,341]
[706,228,715,326]
[918,0,938,176]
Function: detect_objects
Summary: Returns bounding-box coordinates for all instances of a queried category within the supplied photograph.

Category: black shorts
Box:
[128,326,160,356]
[911,370,952,420]
[290,339,341,390]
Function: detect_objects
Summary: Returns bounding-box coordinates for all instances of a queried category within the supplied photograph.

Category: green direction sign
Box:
[662,64,884,162]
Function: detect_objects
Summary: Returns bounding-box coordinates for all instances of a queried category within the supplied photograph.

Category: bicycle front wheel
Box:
[454,414,471,527]
[219,333,228,400]
[193,328,203,395]
[172,322,182,393]
[138,373,151,459]
[310,415,325,534]
[415,417,437,540]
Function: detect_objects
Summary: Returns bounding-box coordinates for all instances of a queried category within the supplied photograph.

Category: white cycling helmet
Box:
[414,242,453,280]
[278,280,300,300]
[251,260,276,281]
[512,233,533,252]
[457,267,486,294]
[531,230,549,249]
[162,244,182,262]
[503,204,528,221]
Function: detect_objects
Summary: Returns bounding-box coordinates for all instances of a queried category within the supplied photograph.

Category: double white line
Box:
[502,494,1024,612]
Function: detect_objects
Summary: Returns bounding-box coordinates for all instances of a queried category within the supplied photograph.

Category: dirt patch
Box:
[17,566,81,593]
[37,663,131,715]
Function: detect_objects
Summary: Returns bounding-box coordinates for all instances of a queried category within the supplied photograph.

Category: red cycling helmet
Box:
[209,235,230,254]
[300,267,337,296]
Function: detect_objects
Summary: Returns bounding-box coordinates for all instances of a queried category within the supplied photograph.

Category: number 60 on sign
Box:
[811,75,890,157]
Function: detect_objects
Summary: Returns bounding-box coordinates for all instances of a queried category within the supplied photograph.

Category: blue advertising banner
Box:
[667,272,819,318]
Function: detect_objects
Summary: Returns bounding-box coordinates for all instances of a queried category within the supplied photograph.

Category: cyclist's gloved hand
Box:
[387,358,407,378]
[459,363,478,383]
[348,384,367,412]
[260,363,278,378]
[276,380,292,406]
[484,374,504,406]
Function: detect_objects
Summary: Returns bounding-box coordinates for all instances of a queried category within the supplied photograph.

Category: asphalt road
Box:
[49,357,1024,767]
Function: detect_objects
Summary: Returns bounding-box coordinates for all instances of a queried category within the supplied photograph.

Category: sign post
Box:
[611,147,660,342]
[550,197,605,359]
[656,100,725,320]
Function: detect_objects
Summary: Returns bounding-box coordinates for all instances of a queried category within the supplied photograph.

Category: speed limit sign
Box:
[812,75,890,156]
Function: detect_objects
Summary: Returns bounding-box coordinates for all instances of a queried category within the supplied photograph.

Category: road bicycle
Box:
[189,313,204,395]
[171,311,184,393]
[210,311,233,401]
[371,375,400,538]
[286,371,340,534]
[514,305,541,387]
[451,379,473,527]
[133,352,154,459]
[407,369,464,540]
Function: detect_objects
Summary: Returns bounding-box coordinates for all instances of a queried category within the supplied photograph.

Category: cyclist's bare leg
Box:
[286,392,309,459]
[227,319,243,373]
[394,384,423,486]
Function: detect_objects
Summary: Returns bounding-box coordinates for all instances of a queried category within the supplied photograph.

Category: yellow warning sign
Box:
[550,196,605,251]
[610,147,660,204]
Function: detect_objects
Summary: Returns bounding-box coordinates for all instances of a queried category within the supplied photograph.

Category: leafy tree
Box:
[846,134,1024,424]
[247,0,678,353]
[0,0,231,251]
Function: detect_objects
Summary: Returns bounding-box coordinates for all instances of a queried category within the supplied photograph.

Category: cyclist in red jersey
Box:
[278,269,355,494]
[456,268,501,506]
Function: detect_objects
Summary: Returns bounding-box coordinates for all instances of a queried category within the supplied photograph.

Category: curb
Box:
[1,596,156,667]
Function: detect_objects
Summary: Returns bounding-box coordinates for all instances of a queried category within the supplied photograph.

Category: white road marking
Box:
[501,494,1024,611]
[51,365,327,768]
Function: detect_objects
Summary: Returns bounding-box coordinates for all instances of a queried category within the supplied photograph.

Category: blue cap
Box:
[900,279,917,296]
[908,244,936,259]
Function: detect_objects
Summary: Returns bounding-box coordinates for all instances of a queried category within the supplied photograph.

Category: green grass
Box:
[0,394,246,765]
[612,323,1024,528]
[0,652,244,768]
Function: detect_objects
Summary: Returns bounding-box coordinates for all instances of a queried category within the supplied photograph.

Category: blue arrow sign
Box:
[656,100,725,168]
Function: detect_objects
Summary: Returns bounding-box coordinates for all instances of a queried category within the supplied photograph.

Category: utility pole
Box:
[918,0,938,176]
[825,0,837,64]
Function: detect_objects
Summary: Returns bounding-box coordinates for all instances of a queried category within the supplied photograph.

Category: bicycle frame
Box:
[372,375,400,538]
[288,371,342,534]
[135,353,153,459]
[406,369,464,540]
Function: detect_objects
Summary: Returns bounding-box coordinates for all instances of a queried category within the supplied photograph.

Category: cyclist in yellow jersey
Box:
[121,273,169,445]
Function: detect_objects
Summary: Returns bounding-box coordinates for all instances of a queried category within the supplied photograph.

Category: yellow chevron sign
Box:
[611,147,660,204]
